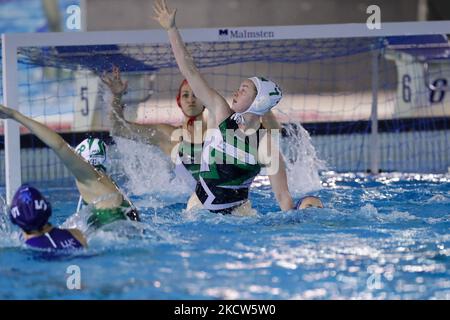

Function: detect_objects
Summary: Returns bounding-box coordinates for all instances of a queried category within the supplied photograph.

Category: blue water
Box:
[1,170,449,300]
[0,0,449,301]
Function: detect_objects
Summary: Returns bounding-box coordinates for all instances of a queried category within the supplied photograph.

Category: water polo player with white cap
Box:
[74,137,140,229]
[75,137,108,213]
[0,104,140,234]
[102,66,285,210]
[154,0,295,213]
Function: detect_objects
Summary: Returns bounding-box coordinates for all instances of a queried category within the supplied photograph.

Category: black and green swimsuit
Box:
[195,115,263,213]
[86,199,140,230]
[175,139,203,191]
[78,183,140,230]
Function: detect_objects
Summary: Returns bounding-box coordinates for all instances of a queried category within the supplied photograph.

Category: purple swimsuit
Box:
[25,228,83,250]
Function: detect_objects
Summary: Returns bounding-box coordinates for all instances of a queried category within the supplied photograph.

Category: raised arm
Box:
[109,107,175,156]
[258,130,294,211]
[268,151,294,211]
[0,104,121,206]
[153,0,231,124]
[101,67,176,155]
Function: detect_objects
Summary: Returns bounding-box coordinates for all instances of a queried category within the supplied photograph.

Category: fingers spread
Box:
[113,69,120,80]
[100,74,111,86]
[153,5,161,15]
[153,1,163,13]
[162,0,169,12]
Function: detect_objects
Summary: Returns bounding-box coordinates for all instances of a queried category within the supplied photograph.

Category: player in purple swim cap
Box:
[295,195,324,209]
[10,184,87,250]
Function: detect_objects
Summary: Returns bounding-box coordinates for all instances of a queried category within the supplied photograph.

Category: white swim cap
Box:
[75,137,107,171]
[231,77,282,125]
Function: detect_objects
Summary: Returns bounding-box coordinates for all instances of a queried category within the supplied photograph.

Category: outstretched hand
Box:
[153,0,177,30]
[101,66,128,97]
[0,104,16,120]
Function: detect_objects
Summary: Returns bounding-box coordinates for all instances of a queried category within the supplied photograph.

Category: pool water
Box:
[0,169,449,300]
[0,0,449,300]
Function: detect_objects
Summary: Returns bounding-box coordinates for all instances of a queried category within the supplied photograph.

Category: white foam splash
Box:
[359,204,379,220]
[0,194,22,247]
[61,205,176,247]
[0,229,22,248]
[109,137,191,198]
[386,211,417,222]
[60,206,91,234]
[281,123,326,195]
[359,204,417,223]
[107,123,326,209]
[427,194,449,203]
[0,210,11,236]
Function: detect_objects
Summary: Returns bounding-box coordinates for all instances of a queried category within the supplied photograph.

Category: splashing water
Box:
[110,121,326,205]
[109,137,192,203]
[59,191,173,247]
[282,123,327,195]
[0,193,11,235]
[0,193,24,248]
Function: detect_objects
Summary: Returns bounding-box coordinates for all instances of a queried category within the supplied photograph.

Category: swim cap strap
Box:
[231,112,247,125]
